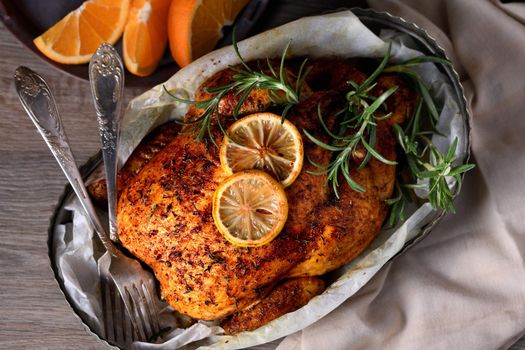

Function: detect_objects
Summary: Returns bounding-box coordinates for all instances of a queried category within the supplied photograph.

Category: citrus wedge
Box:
[212,170,288,247]
[220,113,304,187]
[33,0,130,64]
[123,0,171,76]
[168,0,250,67]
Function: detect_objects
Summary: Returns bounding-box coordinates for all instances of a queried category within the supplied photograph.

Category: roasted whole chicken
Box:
[89,58,416,334]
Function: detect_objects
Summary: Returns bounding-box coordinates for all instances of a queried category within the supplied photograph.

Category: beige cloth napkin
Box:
[277,1,525,349]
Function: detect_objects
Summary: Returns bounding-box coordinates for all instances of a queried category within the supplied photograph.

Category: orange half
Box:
[168,0,250,67]
[123,0,172,76]
[33,0,130,64]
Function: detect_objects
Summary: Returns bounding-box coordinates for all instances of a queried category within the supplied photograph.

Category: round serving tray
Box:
[47,8,471,350]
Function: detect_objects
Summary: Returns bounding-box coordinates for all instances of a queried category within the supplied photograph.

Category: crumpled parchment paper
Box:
[52,10,469,350]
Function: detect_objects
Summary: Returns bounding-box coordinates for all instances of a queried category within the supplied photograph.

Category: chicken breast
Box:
[118,132,305,320]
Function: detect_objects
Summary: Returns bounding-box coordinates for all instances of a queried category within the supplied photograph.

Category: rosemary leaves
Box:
[304,44,474,222]
[304,46,398,198]
[164,31,309,145]
[165,33,475,223]
[387,99,475,225]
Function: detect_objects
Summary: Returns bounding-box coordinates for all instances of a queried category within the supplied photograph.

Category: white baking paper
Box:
[52,10,469,350]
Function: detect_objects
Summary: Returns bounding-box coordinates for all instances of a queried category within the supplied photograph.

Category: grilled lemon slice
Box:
[220,113,303,187]
[212,170,288,247]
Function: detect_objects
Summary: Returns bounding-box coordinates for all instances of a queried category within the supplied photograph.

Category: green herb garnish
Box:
[163,86,231,146]
[304,44,474,222]
[165,33,475,224]
[303,45,398,198]
[164,30,309,145]
[387,98,475,225]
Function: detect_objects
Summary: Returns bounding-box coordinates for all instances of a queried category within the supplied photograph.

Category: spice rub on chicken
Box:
[92,58,416,333]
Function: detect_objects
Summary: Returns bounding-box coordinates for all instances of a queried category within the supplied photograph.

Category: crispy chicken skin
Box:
[113,59,416,328]
[186,64,312,123]
[88,122,181,204]
[305,59,367,90]
[221,277,325,334]
[283,90,343,235]
[118,133,305,320]
[288,122,396,277]
[188,68,271,120]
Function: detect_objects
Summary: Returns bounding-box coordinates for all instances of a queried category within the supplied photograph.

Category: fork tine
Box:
[123,304,134,349]
[112,281,142,339]
[126,286,147,341]
[141,282,161,336]
[100,278,108,340]
[113,284,124,344]
[134,283,155,338]
[101,278,136,349]
[98,252,162,345]
[101,278,115,343]
[114,283,134,349]
[132,284,153,339]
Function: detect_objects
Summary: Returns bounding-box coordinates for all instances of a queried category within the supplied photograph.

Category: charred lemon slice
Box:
[212,170,288,247]
[220,113,303,187]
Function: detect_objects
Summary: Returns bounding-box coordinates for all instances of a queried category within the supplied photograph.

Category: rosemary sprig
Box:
[303,85,398,198]
[163,86,231,146]
[228,37,309,121]
[303,45,398,198]
[303,44,474,222]
[164,30,309,144]
[384,55,450,128]
[389,112,475,225]
[385,181,409,227]
[385,56,475,225]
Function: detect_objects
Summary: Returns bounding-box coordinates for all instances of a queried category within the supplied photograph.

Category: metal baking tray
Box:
[47,8,471,349]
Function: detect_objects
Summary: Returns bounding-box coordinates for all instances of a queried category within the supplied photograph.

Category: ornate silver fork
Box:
[89,43,162,344]
[14,66,160,344]
[89,43,122,244]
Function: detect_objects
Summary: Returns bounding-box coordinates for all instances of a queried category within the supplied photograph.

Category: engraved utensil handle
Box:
[89,44,124,243]
[14,66,117,255]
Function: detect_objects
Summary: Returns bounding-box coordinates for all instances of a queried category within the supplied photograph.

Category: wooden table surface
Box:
[0,26,98,350]
[0,2,370,349]
[0,21,123,350]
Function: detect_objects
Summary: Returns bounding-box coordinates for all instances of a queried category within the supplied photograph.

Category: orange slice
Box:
[220,113,304,187]
[212,170,288,247]
[123,0,172,77]
[33,0,130,64]
[168,0,250,67]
